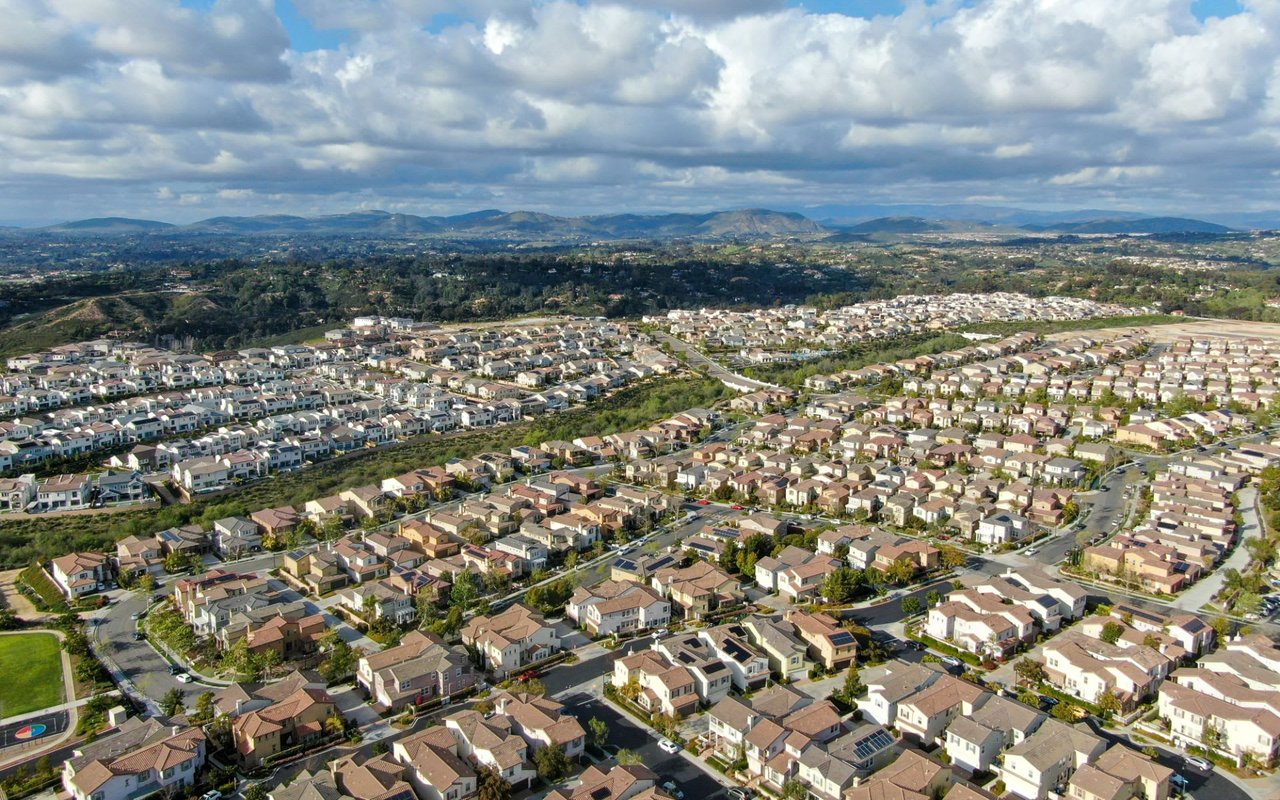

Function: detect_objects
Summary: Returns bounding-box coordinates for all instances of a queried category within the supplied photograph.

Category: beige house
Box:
[567,580,670,637]
[612,650,701,719]
[786,610,857,671]
[1158,668,1280,766]
[232,687,338,768]
[998,720,1105,800]
[460,603,558,678]
[1066,746,1172,800]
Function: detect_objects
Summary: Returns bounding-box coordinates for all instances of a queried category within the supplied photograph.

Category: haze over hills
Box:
[1019,217,1235,235]
[26,208,823,241]
[7,207,1256,241]
[805,203,1275,232]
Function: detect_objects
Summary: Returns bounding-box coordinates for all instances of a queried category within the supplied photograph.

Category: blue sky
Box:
[4,0,1278,224]
[242,0,1253,52]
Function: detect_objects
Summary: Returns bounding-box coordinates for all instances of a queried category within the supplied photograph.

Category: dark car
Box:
[167,664,182,675]
[133,631,146,641]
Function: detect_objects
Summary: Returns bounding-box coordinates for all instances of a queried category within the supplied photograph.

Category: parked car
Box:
[661,782,684,800]
[1024,547,1040,556]
[909,641,927,651]
[200,792,222,800]
[175,672,193,683]
[730,504,744,510]
[657,738,680,754]
[167,664,182,675]
[133,631,146,641]
[130,611,145,621]
[1184,756,1212,772]
[728,790,753,800]
[696,499,710,506]
[940,655,962,667]
[1170,774,1189,793]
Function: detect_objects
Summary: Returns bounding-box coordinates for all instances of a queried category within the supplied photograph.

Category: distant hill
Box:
[1021,216,1233,235]
[839,216,947,234]
[18,208,824,241]
[42,217,176,234]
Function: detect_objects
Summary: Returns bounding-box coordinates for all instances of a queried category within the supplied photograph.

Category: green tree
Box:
[925,589,942,608]
[318,637,362,683]
[821,567,863,604]
[243,785,269,800]
[884,559,916,586]
[163,550,197,575]
[834,663,864,707]
[781,780,808,800]
[160,687,185,717]
[900,596,922,616]
[1014,658,1045,686]
[451,570,480,610]
[1100,621,1125,645]
[1097,689,1122,717]
[476,766,512,800]
[617,749,643,766]
[1051,701,1081,722]
[588,717,609,749]
[1211,615,1234,642]
[939,546,968,570]
[534,745,572,782]
[720,540,740,575]
[191,691,216,725]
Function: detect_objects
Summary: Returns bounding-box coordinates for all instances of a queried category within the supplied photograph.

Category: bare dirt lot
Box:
[1047,316,1280,343]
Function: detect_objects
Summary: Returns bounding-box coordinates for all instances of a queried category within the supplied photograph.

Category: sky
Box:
[0,0,1276,225]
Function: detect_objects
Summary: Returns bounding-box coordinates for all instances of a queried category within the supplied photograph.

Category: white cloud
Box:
[1,0,1279,222]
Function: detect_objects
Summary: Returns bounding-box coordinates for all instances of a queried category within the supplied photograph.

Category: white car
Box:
[940,655,962,668]
[175,672,193,684]
[657,738,680,754]
[1184,756,1212,771]
[1024,547,1040,556]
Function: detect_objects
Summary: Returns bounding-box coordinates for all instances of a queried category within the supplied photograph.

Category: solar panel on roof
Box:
[852,729,894,761]
[829,632,856,645]
[613,559,637,570]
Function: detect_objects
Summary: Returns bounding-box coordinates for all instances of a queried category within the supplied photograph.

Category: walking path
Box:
[1172,487,1259,612]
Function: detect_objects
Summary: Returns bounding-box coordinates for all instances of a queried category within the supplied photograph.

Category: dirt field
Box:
[1046,316,1280,343]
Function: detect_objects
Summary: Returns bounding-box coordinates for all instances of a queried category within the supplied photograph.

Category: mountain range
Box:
[9,207,1264,240]
[30,209,823,240]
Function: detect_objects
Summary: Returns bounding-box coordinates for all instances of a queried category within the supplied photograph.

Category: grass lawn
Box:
[0,632,65,717]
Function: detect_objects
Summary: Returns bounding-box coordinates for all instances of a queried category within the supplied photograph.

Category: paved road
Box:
[653,332,773,392]
[561,694,731,800]
[0,711,68,750]
[1085,720,1250,800]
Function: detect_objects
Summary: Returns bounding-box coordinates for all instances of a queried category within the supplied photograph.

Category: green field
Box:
[0,632,65,717]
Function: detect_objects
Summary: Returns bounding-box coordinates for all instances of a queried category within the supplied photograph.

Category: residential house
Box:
[460,603,559,679]
[63,720,207,800]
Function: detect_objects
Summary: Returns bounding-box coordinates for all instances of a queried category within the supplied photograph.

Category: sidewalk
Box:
[0,692,118,727]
